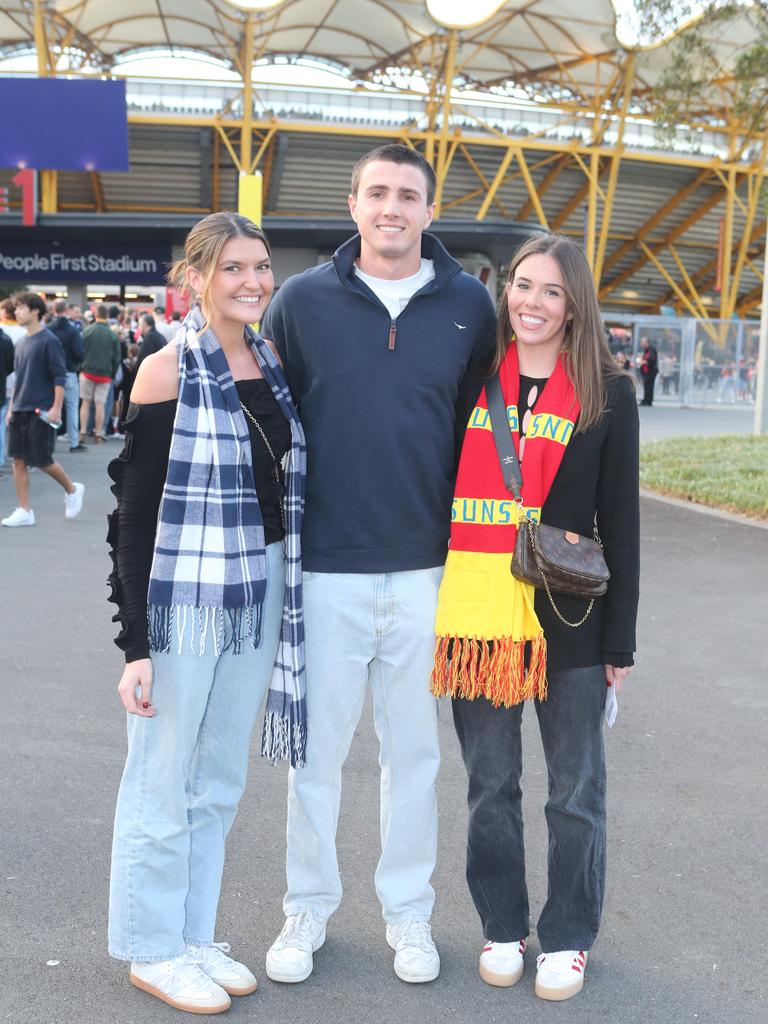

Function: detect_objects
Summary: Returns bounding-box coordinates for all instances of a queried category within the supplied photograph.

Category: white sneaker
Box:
[130,954,231,1014]
[535,949,588,1001]
[265,910,326,983]
[186,941,257,996]
[1,507,35,527]
[64,481,84,519]
[386,920,440,983]
[479,938,526,987]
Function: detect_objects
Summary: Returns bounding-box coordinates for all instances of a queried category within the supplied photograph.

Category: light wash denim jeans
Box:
[108,542,285,962]
[0,401,7,466]
[63,371,80,448]
[451,664,607,952]
[284,567,442,925]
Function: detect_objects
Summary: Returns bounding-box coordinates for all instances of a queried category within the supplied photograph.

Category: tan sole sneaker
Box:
[535,950,587,1001]
[479,940,525,988]
[130,972,231,1014]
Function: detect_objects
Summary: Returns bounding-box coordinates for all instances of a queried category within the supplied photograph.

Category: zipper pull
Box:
[388,321,397,350]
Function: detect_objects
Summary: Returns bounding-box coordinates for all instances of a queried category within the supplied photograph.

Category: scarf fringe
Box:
[430,634,548,707]
[261,712,307,769]
[147,603,263,657]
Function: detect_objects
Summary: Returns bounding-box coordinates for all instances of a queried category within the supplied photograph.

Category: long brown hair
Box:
[494,233,627,433]
[168,212,271,319]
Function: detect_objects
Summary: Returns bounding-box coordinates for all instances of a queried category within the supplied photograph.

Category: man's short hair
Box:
[108,304,120,320]
[350,144,436,206]
[171,311,181,321]
[154,306,165,315]
[16,291,47,320]
[141,313,155,329]
[95,303,109,320]
[53,298,67,314]
[1,298,16,319]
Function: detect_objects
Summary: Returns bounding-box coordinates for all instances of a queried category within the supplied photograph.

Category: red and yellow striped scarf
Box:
[431,342,579,706]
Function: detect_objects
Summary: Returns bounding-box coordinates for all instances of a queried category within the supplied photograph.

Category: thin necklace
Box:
[239,400,286,533]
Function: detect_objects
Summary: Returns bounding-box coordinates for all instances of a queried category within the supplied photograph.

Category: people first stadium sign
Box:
[0,242,170,283]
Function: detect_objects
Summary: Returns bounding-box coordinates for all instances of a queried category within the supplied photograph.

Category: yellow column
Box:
[34,0,57,213]
[434,31,458,216]
[238,171,263,225]
[240,13,254,175]
[586,151,600,273]
[719,167,736,320]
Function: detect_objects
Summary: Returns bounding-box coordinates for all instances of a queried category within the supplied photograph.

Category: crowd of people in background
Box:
[0,297,184,469]
[0,295,184,524]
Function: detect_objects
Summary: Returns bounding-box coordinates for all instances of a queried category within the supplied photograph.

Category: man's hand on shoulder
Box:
[131,344,179,404]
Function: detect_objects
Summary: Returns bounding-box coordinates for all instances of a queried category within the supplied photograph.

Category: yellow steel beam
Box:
[600,186,726,297]
[668,245,709,318]
[726,140,768,317]
[713,168,749,218]
[91,171,105,213]
[34,0,57,214]
[240,15,255,176]
[212,129,221,211]
[476,147,516,222]
[457,143,510,219]
[249,126,277,175]
[515,154,568,221]
[215,125,242,172]
[593,53,635,285]
[601,169,712,279]
[516,149,549,228]
[570,150,607,203]
[551,162,604,232]
[585,150,600,271]
[719,166,736,319]
[434,31,459,215]
[639,243,713,322]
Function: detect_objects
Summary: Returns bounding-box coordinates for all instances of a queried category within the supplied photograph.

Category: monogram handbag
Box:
[485,373,610,627]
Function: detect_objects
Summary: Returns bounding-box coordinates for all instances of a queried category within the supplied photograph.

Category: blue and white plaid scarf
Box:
[147,306,307,766]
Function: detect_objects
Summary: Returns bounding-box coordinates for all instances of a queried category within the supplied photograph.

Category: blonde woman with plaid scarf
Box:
[432,234,639,1001]
[106,213,306,1014]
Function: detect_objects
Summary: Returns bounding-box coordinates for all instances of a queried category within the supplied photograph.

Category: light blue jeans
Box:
[0,401,7,465]
[284,567,442,925]
[108,542,285,962]
[63,371,80,448]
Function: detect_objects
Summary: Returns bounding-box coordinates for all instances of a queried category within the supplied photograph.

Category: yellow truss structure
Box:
[2,1,766,318]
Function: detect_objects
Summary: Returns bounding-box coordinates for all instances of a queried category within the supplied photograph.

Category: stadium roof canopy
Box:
[1,1,767,318]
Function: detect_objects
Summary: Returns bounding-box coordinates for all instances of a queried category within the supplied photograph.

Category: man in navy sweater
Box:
[2,293,84,527]
[264,144,496,985]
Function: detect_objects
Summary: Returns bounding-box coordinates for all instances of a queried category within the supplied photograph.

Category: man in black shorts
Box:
[2,292,84,527]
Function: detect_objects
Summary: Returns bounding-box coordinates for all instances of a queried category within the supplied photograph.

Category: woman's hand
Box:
[604,664,632,693]
[117,659,156,716]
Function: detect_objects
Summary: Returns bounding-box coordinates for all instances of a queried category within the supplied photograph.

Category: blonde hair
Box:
[494,233,627,433]
[168,212,271,319]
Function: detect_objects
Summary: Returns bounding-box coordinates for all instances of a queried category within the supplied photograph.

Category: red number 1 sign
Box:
[11,169,38,227]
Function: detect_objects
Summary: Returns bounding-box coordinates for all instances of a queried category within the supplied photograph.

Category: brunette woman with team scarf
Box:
[431,234,639,1002]
[106,212,306,1015]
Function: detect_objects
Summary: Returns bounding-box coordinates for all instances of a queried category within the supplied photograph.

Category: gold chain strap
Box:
[526,518,594,628]
[239,400,286,534]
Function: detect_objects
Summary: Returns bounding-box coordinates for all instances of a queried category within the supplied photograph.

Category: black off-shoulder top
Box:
[107,378,291,663]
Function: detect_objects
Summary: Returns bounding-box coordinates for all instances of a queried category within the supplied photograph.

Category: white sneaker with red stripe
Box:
[535,949,588,1000]
[479,938,526,987]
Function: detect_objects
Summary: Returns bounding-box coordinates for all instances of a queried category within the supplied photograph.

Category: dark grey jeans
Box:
[451,664,607,952]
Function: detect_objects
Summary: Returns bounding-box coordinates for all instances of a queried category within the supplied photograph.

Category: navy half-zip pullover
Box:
[262,232,497,572]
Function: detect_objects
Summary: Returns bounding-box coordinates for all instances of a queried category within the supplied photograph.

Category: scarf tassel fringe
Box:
[261,713,307,769]
[147,603,264,657]
[431,634,548,707]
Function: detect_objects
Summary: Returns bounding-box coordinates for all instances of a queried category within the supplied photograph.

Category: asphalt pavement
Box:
[0,412,765,1024]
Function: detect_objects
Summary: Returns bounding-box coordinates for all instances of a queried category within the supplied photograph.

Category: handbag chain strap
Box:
[486,372,593,628]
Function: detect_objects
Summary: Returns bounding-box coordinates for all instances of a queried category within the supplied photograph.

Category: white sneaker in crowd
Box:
[535,949,588,1001]
[186,941,257,996]
[479,938,526,987]
[130,953,231,1014]
[265,910,326,983]
[386,919,440,983]
[1,507,35,527]
[64,481,85,519]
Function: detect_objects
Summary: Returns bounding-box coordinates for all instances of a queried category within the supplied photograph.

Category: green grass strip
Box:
[640,434,768,522]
